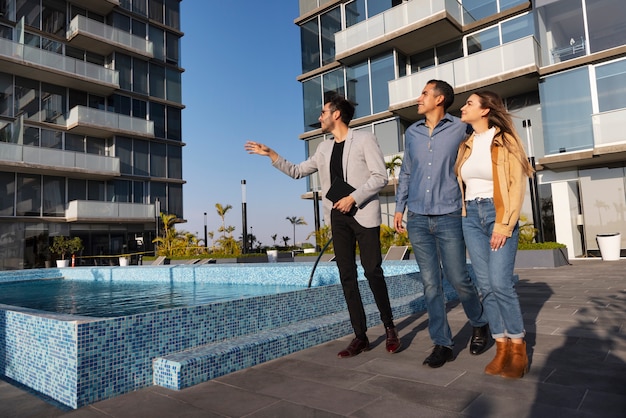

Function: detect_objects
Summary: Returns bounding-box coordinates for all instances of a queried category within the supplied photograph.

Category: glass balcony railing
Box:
[66,106,154,138]
[389,36,540,108]
[68,15,154,58]
[593,108,626,148]
[335,0,465,59]
[67,0,120,15]
[0,143,120,177]
[0,37,119,92]
[66,200,156,221]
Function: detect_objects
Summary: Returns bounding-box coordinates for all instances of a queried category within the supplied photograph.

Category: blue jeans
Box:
[462,199,525,339]
[407,209,487,347]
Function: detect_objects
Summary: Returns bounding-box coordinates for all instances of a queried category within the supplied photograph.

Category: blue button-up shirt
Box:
[395,114,469,215]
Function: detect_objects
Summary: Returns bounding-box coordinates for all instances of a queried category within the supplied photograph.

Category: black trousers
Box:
[331,209,394,339]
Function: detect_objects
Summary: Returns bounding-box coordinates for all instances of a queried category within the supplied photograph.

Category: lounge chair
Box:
[319,253,336,262]
[383,245,409,261]
[196,258,216,265]
[151,255,167,265]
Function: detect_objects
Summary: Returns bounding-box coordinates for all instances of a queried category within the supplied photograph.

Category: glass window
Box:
[16,173,41,216]
[88,94,105,111]
[300,19,320,73]
[132,98,147,119]
[437,39,463,64]
[370,53,394,114]
[41,0,65,37]
[15,77,39,122]
[463,0,497,23]
[150,181,166,207]
[501,13,534,44]
[113,180,131,203]
[410,50,435,73]
[346,0,366,27]
[323,68,345,97]
[133,0,147,17]
[23,126,39,146]
[0,1,15,21]
[150,142,166,177]
[134,139,149,176]
[17,0,40,28]
[65,133,84,152]
[133,58,148,94]
[88,180,105,201]
[112,93,131,115]
[150,101,166,138]
[0,71,13,116]
[537,0,585,64]
[41,83,65,124]
[0,171,14,215]
[116,53,132,91]
[149,0,164,23]
[596,58,626,112]
[166,32,179,64]
[539,67,593,154]
[150,63,165,99]
[587,0,626,54]
[86,137,106,155]
[303,76,322,131]
[165,0,180,30]
[40,129,62,149]
[167,144,182,179]
[110,11,131,31]
[368,0,397,18]
[168,183,182,218]
[42,175,65,217]
[0,120,13,143]
[374,118,401,155]
[116,137,132,174]
[500,0,527,11]
[133,180,145,203]
[167,106,181,141]
[132,19,146,40]
[320,7,341,66]
[69,89,88,110]
[466,26,500,55]
[149,25,165,61]
[165,68,181,102]
[68,178,86,201]
[347,61,371,119]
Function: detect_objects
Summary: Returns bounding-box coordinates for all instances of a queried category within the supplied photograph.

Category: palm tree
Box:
[215,203,232,239]
[286,216,307,247]
[385,155,403,196]
[281,236,290,247]
[271,234,278,247]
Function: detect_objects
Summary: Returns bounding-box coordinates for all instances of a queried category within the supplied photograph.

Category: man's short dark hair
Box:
[427,79,455,111]
[324,91,355,125]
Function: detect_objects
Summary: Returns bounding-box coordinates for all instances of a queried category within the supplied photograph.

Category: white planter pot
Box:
[56,259,69,268]
[266,250,278,263]
[596,233,621,261]
[119,257,129,266]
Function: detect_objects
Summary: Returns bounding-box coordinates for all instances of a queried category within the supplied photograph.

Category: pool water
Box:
[0,279,304,317]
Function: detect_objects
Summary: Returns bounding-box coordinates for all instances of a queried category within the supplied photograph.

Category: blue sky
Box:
[180,2,316,248]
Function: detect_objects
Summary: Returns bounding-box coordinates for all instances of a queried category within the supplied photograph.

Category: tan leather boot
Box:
[484,339,510,375]
[500,340,528,379]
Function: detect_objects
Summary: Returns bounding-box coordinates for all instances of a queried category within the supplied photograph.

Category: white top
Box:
[461,127,495,201]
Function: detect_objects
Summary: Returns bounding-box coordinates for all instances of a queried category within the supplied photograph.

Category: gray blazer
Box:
[272,129,388,228]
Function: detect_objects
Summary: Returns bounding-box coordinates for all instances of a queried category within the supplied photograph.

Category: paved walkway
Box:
[1,259,625,417]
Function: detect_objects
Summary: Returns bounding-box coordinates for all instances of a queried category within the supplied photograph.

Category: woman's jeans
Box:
[407,209,487,347]
[462,199,525,339]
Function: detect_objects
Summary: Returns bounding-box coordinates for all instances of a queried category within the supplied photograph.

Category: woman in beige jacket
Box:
[456,90,534,379]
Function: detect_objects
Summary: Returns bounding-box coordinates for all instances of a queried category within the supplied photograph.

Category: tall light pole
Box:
[241,180,248,254]
[154,197,160,254]
[203,212,208,250]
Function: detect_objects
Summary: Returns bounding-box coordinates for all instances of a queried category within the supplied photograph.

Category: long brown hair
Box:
[473,90,534,177]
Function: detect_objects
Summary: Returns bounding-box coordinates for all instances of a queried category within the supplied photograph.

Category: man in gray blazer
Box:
[245,93,401,358]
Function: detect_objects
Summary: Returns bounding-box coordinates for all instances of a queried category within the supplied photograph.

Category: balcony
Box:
[593,109,626,148]
[0,143,120,179]
[66,200,156,223]
[388,36,540,117]
[66,106,154,139]
[67,0,120,15]
[67,15,153,59]
[335,0,465,64]
[0,38,119,96]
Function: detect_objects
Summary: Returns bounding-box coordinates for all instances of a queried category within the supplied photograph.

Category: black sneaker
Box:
[423,345,454,368]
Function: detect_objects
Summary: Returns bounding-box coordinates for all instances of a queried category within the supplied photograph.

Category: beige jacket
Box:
[456,129,527,237]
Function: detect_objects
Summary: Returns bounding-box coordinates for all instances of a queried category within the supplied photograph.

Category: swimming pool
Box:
[0,262,447,410]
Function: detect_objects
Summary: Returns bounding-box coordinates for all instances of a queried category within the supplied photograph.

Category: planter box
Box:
[514,247,569,269]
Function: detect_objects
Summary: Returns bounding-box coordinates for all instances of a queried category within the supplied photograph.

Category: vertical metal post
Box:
[523,120,544,243]
[154,198,160,253]
[313,191,321,252]
[241,180,248,254]
[203,212,208,250]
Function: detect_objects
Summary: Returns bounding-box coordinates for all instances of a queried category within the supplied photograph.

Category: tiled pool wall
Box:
[0,262,447,409]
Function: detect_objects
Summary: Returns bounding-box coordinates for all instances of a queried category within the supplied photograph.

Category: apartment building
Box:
[0,0,184,269]
[295,0,626,258]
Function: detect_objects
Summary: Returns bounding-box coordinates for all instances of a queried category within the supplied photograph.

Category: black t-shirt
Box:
[330,140,345,182]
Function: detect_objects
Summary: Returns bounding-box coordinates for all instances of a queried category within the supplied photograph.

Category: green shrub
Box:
[518,241,566,250]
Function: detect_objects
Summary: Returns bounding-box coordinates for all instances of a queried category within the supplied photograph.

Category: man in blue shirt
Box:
[394,80,489,368]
